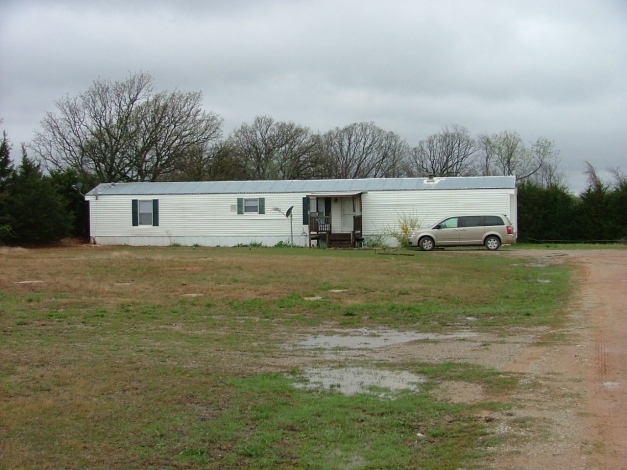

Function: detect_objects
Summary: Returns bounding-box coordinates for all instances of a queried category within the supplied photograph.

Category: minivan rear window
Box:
[483,215,504,226]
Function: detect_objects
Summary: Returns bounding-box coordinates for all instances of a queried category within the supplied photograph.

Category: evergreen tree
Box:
[517,182,578,242]
[5,151,73,244]
[607,179,627,240]
[0,130,15,242]
[577,163,612,242]
[49,168,90,239]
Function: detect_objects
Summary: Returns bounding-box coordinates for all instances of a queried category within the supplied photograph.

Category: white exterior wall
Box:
[88,187,517,247]
[361,188,517,246]
[89,193,309,247]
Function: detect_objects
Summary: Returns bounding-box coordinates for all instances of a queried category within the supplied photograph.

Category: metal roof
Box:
[85,176,516,197]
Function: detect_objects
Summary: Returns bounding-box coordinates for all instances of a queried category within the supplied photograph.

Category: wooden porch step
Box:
[328,233,352,248]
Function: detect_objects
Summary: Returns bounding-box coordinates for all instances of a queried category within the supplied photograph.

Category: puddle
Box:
[182,293,203,297]
[537,279,551,284]
[292,367,425,397]
[15,280,44,284]
[303,296,323,301]
[285,328,477,350]
[328,289,347,293]
[114,282,131,286]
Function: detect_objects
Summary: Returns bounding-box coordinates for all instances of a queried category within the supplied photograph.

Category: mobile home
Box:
[84,176,517,247]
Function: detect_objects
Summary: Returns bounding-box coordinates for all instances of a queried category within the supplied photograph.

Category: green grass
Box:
[512,242,627,250]
[0,245,576,468]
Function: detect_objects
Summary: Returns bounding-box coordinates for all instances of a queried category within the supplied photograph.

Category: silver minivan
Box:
[408,214,516,251]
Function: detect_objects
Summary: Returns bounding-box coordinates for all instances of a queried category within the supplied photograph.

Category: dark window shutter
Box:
[325,198,332,215]
[258,198,265,214]
[132,199,138,226]
[302,197,309,225]
[152,199,159,226]
[237,198,244,214]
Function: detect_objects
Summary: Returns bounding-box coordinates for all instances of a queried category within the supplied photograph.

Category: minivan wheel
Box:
[485,235,501,251]
[419,236,435,251]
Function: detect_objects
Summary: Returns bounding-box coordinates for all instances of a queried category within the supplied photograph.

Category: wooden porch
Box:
[308,214,363,248]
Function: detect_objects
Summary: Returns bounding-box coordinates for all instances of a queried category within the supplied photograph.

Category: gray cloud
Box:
[1,0,626,192]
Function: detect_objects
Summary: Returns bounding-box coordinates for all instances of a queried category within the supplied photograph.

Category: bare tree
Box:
[608,166,627,188]
[478,130,550,182]
[407,125,477,177]
[228,116,323,180]
[526,137,565,187]
[30,72,223,183]
[320,122,409,179]
[169,141,249,182]
[129,89,223,181]
[584,161,605,192]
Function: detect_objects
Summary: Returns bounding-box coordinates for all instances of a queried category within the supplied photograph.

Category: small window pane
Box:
[244,198,258,213]
[139,200,153,225]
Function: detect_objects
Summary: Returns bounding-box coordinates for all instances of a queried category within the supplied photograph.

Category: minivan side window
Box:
[459,216,481,227]
[483,216,504,226]
[439,217,458,229]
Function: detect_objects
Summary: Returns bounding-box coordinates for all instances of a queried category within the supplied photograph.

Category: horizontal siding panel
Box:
[90,188,516,247]
[361,189,515,238]
[90,193,308,246]
[93,235,308,247]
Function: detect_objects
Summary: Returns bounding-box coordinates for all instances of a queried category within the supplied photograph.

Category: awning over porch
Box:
[305,191,365,198]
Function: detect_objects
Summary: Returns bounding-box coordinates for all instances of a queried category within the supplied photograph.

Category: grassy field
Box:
[0,245,572,469]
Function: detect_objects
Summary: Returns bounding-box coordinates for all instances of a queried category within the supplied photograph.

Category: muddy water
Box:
[285,328,475,396]
[285,328,477,350]
[293,367,425,397]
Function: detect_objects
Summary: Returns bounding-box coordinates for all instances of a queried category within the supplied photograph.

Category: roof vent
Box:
[424,175,440,185]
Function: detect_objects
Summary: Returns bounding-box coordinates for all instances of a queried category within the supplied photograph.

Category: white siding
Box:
[361,189,516,246]
[89,187,516,247]
[509,192,518,233]
[90,193,308,247]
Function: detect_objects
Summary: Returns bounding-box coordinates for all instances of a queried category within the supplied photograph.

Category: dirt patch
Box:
[486,249,627,470]
[273,249,627,469]
[437,380,485,404]
[274,329,543,372]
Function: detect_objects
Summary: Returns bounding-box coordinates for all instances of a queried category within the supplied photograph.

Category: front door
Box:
[436,217,460,245]
[341,197,355,233]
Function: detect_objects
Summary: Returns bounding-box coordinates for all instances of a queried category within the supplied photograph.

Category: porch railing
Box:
[308,214,363,248]
[309,214,331,234]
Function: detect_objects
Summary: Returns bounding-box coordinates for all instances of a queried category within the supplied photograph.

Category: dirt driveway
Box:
[488,249,627,469]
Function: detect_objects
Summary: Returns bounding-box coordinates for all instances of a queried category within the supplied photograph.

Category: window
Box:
[237,197,265,214]
[439,217,458,229]
[244,198,258,213]
[483,215,504,226]
[139,200,153,225]
[132,199,159,226]
[459,216,481,228]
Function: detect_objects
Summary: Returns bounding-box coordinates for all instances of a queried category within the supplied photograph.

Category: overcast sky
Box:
[1,0,626,192]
